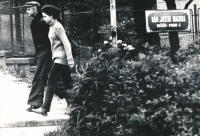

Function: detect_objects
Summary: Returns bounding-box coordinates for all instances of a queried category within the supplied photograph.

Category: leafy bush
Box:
[46,42,200,136]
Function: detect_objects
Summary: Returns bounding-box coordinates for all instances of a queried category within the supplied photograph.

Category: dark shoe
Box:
[32,108,48,116]
[26,105,39,112]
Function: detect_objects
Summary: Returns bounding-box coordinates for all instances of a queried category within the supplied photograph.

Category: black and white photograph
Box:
[0,0,200,135]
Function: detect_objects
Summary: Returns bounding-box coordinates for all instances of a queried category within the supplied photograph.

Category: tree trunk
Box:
[134,0,160,46]
[145,0,160,46]
[164,0,180,56]
[184,0,193,9]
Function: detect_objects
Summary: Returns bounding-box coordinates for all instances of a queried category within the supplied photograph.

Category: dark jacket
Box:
[31,11,51,52]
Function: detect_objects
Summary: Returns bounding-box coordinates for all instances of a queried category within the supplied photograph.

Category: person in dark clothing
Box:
[24,1,69,112]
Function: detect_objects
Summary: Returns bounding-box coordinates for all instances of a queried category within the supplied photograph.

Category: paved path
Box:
[0,126,59,136]
[0,70,69,135]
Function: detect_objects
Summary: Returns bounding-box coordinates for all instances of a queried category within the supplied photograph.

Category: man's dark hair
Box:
[41,5,61,19]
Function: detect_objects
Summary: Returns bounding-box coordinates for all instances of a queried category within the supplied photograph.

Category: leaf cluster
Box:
[47,42,200,136]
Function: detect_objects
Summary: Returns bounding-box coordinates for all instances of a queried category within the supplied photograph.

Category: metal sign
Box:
[145,10,192,33]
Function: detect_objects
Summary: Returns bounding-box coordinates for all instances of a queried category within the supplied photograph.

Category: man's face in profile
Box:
[26,7,36,17]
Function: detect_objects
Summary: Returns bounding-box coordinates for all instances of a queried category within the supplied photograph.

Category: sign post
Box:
[194,4,198,36]
[9,0,13,53]
[145,10,192,33]
[110,0,117,47]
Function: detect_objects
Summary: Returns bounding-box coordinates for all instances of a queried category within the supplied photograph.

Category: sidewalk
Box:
[0,70,69,135]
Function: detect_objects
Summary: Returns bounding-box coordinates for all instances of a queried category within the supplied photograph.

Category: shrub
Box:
[45,42,200,136]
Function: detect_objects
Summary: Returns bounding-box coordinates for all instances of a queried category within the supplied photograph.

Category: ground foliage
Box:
[46,41,200,136]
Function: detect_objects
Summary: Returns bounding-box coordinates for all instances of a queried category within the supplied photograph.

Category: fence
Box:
[64,9,200,51]
[64,11,138,66]
[64,10,148,48]
[0,3,199,58]
[198,8,200,43]
[0,1,34,57]
[0,1,12,52]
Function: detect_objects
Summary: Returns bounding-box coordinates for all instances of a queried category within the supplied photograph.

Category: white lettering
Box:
[151,16,159,23]
[157,23,167,28]
[169,23,178,27]
[151,16,172,23]
[172,16,186,22]
[159,16,171,22]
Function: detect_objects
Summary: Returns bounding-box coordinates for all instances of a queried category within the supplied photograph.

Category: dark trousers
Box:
[27,50,69,107]
[42,63,73,112]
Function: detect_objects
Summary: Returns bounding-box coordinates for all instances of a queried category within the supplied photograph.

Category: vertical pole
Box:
[192,10,194,40]
[194,4,198,37]
[9,0,13,54]
[0,7,2,47]
[110,0,117,47]
[198,8,200,43]
[155,0,157,9]
[22,9,24,53]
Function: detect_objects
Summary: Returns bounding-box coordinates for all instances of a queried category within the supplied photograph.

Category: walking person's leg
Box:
[33,63,73,116]
[59,65,73,105]
[53,65,73,112]
[59,65,73,114]
[33,63,61,116]
[60,65,73,90]
[27,50,52,111]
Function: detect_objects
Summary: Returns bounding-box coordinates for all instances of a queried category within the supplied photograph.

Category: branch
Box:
[184,0,193,9]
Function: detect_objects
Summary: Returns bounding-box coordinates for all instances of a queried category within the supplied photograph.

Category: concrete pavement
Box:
[0,126,59,136]
[0,70,69,135]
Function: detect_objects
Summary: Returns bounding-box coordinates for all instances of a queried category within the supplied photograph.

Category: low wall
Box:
[5,58,35,79]
[0,50,12,69]
[0,47,93,87]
